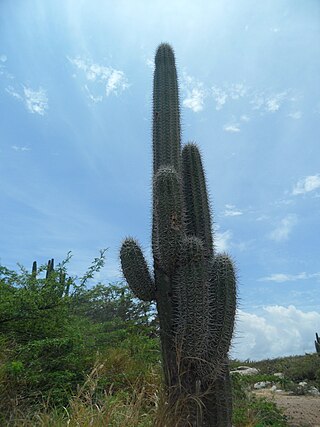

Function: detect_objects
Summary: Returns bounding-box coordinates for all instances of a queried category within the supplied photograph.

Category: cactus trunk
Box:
[120,43,237,426]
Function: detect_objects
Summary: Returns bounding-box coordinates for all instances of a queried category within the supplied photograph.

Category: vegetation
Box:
[120,43,237,426]
[0,255,295,426]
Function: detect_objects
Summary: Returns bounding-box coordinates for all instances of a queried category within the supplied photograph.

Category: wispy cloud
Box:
[259,272,320,283]
[212,86,228,110]
[6,85,22,99]
[68,56,129,102]
[292,174,320,195]
[250,90,291,113]
[0,54,7,62]
[211,83,247,110]
[215,229,232,252]
[234,305,320,360]
[182,72,206,112]
[288,111,302,120]
[224,204,243,217]
[6,85,48,115]
[223,123,240,133]
[269,214,297,242]
[23,86,48,115]
[265,91,287,112]
[11,145,31,152]
[84,84,103,103]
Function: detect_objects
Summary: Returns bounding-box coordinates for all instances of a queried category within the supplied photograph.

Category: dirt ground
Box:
[254,389,320,427]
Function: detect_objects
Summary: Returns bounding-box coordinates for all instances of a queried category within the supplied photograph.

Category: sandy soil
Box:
[254,389,320,427]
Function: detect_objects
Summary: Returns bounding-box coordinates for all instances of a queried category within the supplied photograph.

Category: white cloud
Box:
[223,123,240,133]
[229,83,247,99]
[265,91,287,112]
[11,145,30,152]
[292,174,320,195]
[288,111,302,120]
[182,72,206,112]
[6,85,48,115]
[240,114,250,122]
[269,214,297,242]
[211,83,247,110]
[68,56,129,101]
[183,88,206,112]
[233,305,320,360]
[259,272,320,283]
[0,54,7,62]
[105,69,129,96]
[224,204,243,217]
[84,85,103,103]
[6,85,22,100]
[23,86,48,115]
[145,58,154,70]
[250,92,265,110]
[212,86,228,110]
[250,90,293,113]
[215,229,232,252]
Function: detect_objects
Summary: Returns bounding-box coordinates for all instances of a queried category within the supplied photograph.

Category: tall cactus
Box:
[120,43,237,426]
[316,332,320,355]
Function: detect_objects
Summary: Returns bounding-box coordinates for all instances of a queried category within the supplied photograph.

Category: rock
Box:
[274,372,284,379]
[254,381,269,389]
[308,386,320,396]
[299,381,308,387]
[231,366,259,376]
[270,385,277,392]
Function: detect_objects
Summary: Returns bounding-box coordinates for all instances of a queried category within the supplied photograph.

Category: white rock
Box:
[254,381,267,389]
[231,366,259,376]
[270,385,277,392]
[274,372,284,379]
[308,386,320,396]
[298,381,308,387]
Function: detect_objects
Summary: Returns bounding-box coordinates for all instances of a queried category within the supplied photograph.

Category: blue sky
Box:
[1,0,320,360]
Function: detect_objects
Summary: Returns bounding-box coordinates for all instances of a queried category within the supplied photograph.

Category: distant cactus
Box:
[31,259,69,297]
[120,44,237,426]
[316,333,320,355]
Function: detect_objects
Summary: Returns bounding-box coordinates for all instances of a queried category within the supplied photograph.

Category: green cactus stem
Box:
[316,332,320,355]
[120,43,237,426]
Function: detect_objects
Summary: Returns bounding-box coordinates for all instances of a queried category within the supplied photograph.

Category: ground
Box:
[254,389,320,427]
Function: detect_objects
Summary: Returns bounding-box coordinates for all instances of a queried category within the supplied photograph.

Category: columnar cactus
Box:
[120,43,237,426]
[316,332,320,355]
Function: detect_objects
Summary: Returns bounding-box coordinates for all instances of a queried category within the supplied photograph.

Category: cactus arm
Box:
[154,166,184,273]
[46,258,54,279]
[31,261,37,277]
[208,254,237,374]
[182,143,213,257]
[153,43,181,173]
[120,238,155,302]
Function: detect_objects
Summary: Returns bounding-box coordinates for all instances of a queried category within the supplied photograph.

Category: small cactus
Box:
[120,43,237,426]
[30,258,70,298]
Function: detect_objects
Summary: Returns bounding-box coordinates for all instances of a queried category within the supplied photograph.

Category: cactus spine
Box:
[120,43,237,426]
